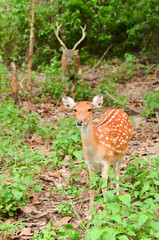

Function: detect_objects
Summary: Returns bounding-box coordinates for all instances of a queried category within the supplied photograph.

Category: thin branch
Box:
[104,90,117,102]
[93,45,112,69]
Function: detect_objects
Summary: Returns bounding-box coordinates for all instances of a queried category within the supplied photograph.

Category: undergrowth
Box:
[0,102,159,239]
[0,53,159,239]
[143,91,159,118]
[31,156,159,240]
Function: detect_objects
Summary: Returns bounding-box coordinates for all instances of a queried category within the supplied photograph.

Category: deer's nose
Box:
[76,120,83,127]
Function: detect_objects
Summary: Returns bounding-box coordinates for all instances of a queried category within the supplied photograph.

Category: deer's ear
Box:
[92,94,103,108]
[62,96,76,109]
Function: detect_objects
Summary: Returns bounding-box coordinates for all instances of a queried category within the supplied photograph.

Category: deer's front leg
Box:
[101,162,110,199]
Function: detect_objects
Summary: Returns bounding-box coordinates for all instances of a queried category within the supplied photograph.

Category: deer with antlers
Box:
[55,22,86,97]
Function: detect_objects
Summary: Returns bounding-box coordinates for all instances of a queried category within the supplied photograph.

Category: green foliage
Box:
[0,173,36,216]
[51,116,81,160]
[86,156,159,240]
[143,91,159,118]
[0,52,10,96]
[1,0,159,66]
[0,221,25,239]
[32,221,82,240]
[0,0,29,63]
[58,201,76,217]
[0,103,55,216]
[0,101,159,239]
[39,52,130,104]
[32,221,56,240]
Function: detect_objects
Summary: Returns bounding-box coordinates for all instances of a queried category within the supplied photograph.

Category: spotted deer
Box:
[55,22,86,97]
[62,94,133,217]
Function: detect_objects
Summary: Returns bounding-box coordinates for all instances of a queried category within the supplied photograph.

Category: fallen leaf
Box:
[152,80,159,85]
[10,227,33,239]
[20,227,32,236]
[80,178,88,184]
[32,192,41,205]
[94,204,101,209]
[40,175,54,183]
[20,206,33,214]
[30,134,44,144]
[155,87,159,91]
[57,216,72,227]
[49,172,61,178]
[70,221,79,229]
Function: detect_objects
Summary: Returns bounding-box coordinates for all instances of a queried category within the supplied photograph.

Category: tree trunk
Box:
[28,0,35,94]
[11,61,18,105]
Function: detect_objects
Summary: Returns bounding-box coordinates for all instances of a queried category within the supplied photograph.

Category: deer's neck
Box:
[81,121,97,148]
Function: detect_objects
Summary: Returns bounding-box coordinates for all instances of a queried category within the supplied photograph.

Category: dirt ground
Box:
[2,67,159,240]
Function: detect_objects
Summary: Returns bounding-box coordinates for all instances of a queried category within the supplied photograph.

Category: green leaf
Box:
[9,211,14,216]
[138,214,148,227]
[154,232,159,238]
[109,214,121,223]
[140,183,150,196]
[71,134,78,141]
[154,193,159,201]
[127,230,136,237]
[107,202,120,214]
[99,177,107,189]
[129,213,138,221]
[68,162,75,168]
[150,222,159,232]
[12,189,23,200]
[46,221,52,229]
[22,176,35,185]
[103,191,115,202]
[118,194,131,207]
[132,201,144,207]
[89,228,103,240]
[34,185,42,193]
[73,150,83,160]
[6,203,13,211]
[102,232,116,240]
[65,224,74,229]
[154,180,159,186]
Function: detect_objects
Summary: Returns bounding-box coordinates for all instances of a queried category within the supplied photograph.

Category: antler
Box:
[73,25,86,50]
[54,22,67,49]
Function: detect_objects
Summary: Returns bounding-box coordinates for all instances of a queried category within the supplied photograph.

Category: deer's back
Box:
[94,109,133,156]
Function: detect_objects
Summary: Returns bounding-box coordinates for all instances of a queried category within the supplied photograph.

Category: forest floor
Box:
[2,66,159,240]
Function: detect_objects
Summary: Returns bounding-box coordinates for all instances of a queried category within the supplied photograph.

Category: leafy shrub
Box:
[0,52,10,96]
[0,174,36,216]
[86,156,159,240]
[51,116,81,161]
[32,221,82,240]
[0,221,24,239]
[58,201,76,217]
[143,91,159,118]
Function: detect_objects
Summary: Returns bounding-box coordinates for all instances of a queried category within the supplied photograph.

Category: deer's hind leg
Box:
[113,156,125,195]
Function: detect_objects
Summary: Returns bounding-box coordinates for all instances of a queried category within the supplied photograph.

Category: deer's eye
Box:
[74,109,77,112]
[88,109,92,112]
